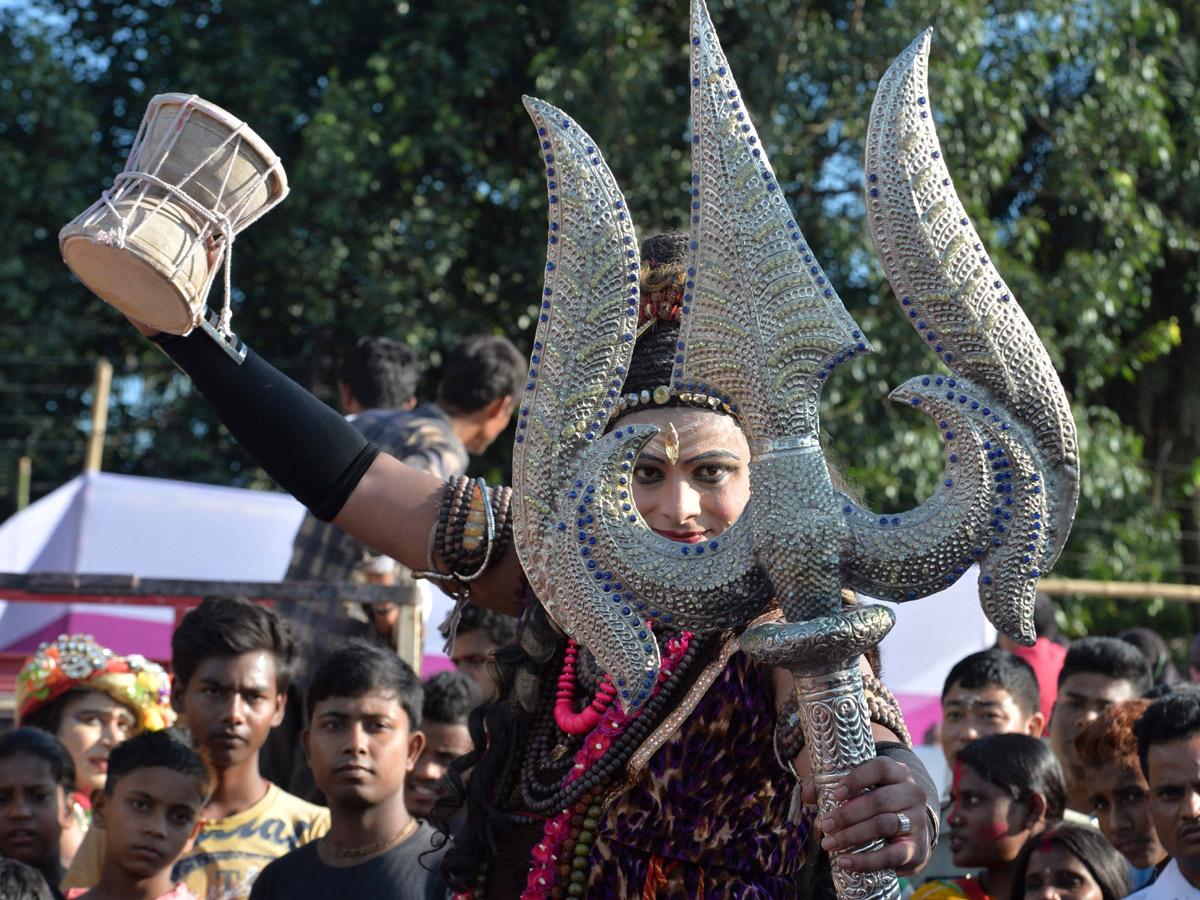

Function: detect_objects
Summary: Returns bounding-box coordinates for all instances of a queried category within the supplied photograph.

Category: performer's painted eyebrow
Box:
[684,449,742,465]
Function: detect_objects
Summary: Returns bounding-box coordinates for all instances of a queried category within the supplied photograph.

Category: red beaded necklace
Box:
[554,638,619,734]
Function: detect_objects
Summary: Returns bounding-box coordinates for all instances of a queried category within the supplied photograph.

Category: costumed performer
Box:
[118,231,938,899]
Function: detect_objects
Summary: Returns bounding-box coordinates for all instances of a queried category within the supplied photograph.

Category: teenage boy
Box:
[249,641,447,900]
[404,670,478,822]
[70,730,210,900]
[65,596,331,899]
[922,649,1045,883]
[1075,699,1167,891]
[939,648,1045,769]
[1050,636,1152,813]
[1130,687,1200,899]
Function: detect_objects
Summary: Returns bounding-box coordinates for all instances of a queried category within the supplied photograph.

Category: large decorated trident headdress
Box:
[512,0,1077,732]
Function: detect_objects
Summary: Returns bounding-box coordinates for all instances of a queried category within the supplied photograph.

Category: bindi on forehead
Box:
[642,423,747,459]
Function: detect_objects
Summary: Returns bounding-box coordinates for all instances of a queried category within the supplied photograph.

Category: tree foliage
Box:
[1,0,1197,644]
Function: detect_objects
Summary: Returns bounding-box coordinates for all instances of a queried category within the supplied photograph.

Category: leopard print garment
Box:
[585,648,810,899]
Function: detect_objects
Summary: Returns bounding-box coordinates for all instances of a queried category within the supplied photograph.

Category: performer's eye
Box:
[693,464,733,484]
[632,465,664,483]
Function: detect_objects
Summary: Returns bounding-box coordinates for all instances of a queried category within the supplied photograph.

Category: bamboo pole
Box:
[84,358,113,474]
[1039,578,1200,604]
[16,456,31,510]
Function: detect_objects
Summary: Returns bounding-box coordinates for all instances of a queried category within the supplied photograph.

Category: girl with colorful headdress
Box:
[15,634,175,864]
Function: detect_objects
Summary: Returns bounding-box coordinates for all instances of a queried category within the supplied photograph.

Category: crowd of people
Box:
[4,594,1200,900]
[913,630,1200,900]
[0,598,508,900]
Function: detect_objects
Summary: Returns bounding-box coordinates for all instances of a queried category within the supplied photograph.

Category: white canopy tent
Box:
[0,471,307,579]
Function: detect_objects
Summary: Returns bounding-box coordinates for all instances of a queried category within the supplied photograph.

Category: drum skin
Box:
[139,94,284,226]
[60,195,209,334]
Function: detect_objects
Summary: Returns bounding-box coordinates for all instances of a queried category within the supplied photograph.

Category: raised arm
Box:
[131,316,525,615]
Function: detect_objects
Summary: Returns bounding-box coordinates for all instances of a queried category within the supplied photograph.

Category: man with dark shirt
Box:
[249,642,448,900]
[282,334,524,682]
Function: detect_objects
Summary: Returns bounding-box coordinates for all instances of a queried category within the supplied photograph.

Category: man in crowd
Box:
[939,648,1045,768]
[1050,636,1153,814]
[922,648,1046,883]
[445,601,518,697]
[1075,698,1167,891]
[248,642,448,900]
[1131,686,1200,899]
[283,334,523,658]
[405,670,479,823]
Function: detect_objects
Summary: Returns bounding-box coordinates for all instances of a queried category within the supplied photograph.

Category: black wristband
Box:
[876,740,940,848]
[153,330,378,521]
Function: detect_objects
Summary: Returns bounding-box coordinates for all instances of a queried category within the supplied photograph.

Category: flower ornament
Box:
[15,634,176,733]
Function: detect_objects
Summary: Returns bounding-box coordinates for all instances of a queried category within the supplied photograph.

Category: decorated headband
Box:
[16,634,175,733]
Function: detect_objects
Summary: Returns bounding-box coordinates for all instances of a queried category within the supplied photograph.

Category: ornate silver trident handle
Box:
[512,4,1078,900]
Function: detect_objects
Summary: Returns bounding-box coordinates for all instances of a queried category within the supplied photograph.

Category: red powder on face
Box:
[951,760,1012,844]
[977,822,1010,841]
[950,758,966,820]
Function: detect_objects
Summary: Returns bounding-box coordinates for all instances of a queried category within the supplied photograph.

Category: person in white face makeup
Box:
[423,233,941,899]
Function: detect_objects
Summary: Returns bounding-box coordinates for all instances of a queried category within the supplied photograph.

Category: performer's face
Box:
[623,406,750,542]
[55,690,138,794]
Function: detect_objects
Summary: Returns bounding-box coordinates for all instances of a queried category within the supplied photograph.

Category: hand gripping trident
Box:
[512,4,1078,899]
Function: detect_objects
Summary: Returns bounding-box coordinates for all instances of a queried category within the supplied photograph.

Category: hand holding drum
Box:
[59,94,288,356]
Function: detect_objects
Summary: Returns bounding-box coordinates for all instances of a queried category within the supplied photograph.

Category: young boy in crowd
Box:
[0,728,77,900]
[1131,686,1200,899]
[249,641,448,900]
[404,670,478,822]
[68,730,210,900]
[1050,636,1152,814]
[1074,698,1167,891]
[65,596,331,899]
[922,649,1045,884]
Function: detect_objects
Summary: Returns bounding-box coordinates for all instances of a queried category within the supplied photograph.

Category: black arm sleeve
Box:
[876,742,939,814]
[152,330,379,521]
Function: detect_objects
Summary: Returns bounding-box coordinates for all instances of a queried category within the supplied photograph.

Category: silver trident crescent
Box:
[512,3,1078,899]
